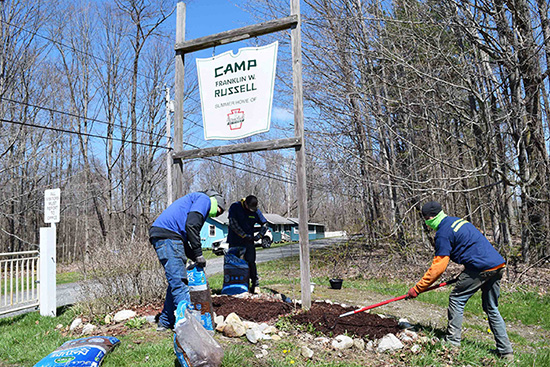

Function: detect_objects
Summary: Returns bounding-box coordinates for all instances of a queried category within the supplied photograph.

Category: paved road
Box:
[1,237,342,319]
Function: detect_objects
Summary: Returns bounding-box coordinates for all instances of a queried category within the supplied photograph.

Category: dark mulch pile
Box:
[212,296,401,340]
[212,295,294,323]
[291,302,401,339]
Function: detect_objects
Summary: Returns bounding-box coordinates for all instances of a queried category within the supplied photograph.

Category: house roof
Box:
[288,217,325,227]
[264,213,294,225]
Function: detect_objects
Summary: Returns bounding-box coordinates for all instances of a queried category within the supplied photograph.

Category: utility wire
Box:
[0,96,168,141]
[1,117,168,150]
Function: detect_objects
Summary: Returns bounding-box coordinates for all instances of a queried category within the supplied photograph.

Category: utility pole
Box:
[172,1,185,201]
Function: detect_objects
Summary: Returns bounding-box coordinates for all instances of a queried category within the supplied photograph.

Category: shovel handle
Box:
[339,278,458,318]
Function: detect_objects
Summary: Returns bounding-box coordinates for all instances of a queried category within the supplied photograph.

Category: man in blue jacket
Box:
[408,201,513,360]
[149,190,225,330]
[227,195,268,293]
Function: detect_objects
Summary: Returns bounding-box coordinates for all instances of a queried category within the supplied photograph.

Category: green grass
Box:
[2,249,550,367]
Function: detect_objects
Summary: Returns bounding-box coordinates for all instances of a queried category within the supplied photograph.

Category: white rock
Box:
[225,312,242,324]
[301,346,314,359]
[215,321,227,333]
[144,315,156,324]
[400,335,414,343]
[214,315,224,327]
[377,334,404,353]
[303,333,314,340]
[260,334,272,340]
[402,329,418,340]
[366,340,374,351]
[81,324,96,335]
[113,310,136,323]
[246,328,262,344]
[271,335,282,341]
[325,300,333,305]
[244,321,259,330]
[419,336,430,344]
[55,324,63,330]
[353,338,365,350]
[332,335,354,350]
[104,315,112,324]
[69,318,82,331]
[278,331,289,337]
[261,344,269,349]
[411,344,422,353]
[258,323,269,332]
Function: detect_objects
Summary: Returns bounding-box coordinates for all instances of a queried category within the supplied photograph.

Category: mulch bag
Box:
[34,336,120,367]
[174,301,223,367]
[187,265,214,331]
[221,253,249,295]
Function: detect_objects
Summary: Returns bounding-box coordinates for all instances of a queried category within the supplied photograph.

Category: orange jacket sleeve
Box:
[413,256,450,293]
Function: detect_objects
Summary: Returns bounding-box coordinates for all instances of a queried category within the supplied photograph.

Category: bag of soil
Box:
[221,253,249,295]
[34,336,120,367]
[187,265,214,331]
[174,302,223,367]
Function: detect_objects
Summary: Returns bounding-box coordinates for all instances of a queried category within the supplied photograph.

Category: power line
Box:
[0,97,168,142]
[1,117,168,150]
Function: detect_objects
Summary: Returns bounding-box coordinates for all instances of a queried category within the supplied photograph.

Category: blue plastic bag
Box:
[34,336,120,367]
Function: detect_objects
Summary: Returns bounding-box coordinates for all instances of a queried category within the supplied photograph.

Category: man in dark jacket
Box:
[149,190,225,330]
[227,195,267,293]
[408,201,513,360]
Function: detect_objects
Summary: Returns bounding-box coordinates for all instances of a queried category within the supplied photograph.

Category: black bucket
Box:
[329,278,343,290]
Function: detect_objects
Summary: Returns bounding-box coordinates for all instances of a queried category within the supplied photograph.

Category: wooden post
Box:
[165,86,173,205]
[291,0,311,309]
[172,1,185,202]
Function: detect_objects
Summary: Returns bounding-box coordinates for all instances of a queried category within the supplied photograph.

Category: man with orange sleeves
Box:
[408,201,513,360]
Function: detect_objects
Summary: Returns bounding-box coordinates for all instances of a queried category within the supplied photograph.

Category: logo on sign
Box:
[227,108,245,130]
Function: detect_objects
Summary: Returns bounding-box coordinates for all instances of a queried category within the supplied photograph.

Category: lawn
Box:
[1,248,549,367]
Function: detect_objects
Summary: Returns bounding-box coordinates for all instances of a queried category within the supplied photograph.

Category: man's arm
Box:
[185,211,205,260]
[408,256,450,298]
[229,216,252,240]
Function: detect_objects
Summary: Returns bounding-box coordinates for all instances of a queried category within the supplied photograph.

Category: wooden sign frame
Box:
[171,1,311,308]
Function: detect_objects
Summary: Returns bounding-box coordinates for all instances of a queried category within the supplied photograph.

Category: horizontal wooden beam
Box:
[175,15,298,54]
[173,137,302,160]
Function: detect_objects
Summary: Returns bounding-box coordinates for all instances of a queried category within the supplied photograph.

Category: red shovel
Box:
[339,278,458,318]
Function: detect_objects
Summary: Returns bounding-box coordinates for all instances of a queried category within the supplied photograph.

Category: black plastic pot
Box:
[329,278,343,290]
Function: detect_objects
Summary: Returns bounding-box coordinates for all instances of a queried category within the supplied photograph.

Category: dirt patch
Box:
[291,302,401,339]
[212,295,294,323]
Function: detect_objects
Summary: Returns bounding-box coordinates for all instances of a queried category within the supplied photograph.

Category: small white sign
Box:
[196,41,278,140]
[44,188,61,223]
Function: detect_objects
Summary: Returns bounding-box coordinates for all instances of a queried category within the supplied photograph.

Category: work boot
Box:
[497,353,514,362]
[156,323,172,332]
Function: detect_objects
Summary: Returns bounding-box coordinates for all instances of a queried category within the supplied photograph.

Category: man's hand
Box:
[195,256,206,268]
[406,287,418,299]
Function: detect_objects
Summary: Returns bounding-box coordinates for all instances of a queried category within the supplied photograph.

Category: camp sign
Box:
[196,41,278,140]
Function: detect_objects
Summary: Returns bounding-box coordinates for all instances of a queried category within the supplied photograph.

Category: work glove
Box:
[406,287,419,299]
[253,233,262,241]
[194,255,207,268]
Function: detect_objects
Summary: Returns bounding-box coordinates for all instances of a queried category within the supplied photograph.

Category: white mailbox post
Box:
[40,188,60,317]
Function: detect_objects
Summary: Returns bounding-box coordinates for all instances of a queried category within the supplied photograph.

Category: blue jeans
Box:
[447,267,512,355]
[151,237,190,329]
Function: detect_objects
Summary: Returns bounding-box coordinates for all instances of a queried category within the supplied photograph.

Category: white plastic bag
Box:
[174,305,223,367]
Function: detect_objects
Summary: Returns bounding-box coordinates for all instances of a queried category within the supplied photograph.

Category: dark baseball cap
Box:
[421,201,442,219]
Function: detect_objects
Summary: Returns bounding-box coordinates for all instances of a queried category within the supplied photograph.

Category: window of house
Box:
[209,225,216,237]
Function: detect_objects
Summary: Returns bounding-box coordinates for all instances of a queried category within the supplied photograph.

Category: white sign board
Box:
[44,188,61,224]
[196,41,278,140]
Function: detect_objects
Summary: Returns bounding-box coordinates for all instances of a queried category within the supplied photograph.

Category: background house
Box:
[200,212,325,248]
[288,218,326,241]
[200,212,229,249]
